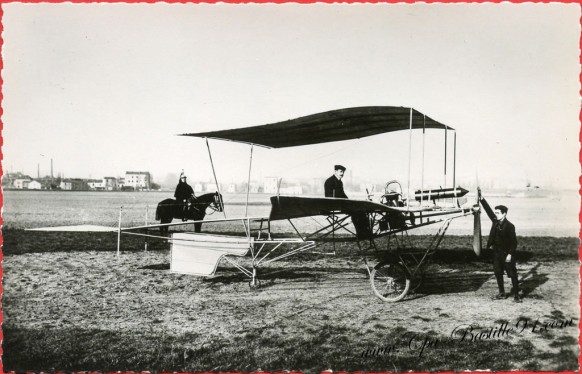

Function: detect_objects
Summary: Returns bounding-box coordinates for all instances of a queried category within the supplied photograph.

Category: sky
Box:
[2,3,580,189]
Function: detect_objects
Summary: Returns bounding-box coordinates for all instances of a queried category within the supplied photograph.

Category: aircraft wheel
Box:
[370,261,410,302]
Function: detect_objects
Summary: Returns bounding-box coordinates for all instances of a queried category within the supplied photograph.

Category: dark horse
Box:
[155,192,224,235]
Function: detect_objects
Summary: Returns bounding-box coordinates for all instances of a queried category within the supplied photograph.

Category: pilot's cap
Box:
[334,165,346,172]
[495,205,508,214]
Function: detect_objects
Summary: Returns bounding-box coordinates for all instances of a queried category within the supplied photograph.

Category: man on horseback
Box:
[174,172,195,221]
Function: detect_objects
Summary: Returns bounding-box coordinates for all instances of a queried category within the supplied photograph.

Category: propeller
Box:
[365,185,375,201]
[472,187,482,256]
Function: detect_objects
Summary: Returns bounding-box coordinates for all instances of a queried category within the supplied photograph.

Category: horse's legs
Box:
[160,219,171,236]
[195,222,202,233]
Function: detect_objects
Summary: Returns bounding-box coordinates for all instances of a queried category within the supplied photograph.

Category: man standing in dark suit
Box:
[480,192,521,303]
[324,165,348,198]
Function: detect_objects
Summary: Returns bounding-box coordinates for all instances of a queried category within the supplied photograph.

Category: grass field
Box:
[2,228,580,372]
[3,228,578,260]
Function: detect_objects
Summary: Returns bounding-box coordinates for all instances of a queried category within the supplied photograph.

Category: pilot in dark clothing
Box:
[324,164,370,239]
[480,193,521,303]
[175,173,195,221]
[324,165,348,198]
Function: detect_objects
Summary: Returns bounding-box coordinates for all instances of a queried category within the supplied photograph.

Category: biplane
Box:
[118,106,483,302]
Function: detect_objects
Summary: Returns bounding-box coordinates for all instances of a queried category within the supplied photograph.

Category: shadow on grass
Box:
[518,262,550,298]
[4,322,577,372]
[139,263,170,271]
[5,230,578,262]
[3,229,170,255]
[416,269,494,295]
[136,253,553,302]
[204,266,369,288]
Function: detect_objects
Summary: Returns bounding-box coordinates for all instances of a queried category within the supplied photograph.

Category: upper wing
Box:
[181,106,453,149]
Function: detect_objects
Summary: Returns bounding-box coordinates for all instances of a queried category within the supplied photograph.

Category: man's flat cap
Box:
[334,165,346,171]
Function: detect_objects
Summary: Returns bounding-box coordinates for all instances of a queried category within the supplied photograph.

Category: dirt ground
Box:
[3,243,579,371]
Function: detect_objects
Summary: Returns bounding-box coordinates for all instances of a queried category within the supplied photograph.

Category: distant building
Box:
[60,178,89,191]
[60,180,71,190]
[264,178,302,195]
[311,178,324,195]
[227,183,237,193]
[193,183,204,193]
[87,177,118,191]
[27,180,42,190]
[13,178,32,189]
[3,172,32,189]
[125,171,151,190]
[88,179,105,190]
[263,177,278,194]
[104,177,118,191]
[248,182,261,193]
[279,185,303,195]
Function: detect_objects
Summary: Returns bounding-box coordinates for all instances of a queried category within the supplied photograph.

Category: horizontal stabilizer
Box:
[170,233,252,276]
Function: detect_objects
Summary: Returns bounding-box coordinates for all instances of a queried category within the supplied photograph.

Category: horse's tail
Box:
[155,203,161,221]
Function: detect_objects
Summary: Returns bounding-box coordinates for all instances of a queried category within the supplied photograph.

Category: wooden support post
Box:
[421,115,426,206]
[144,205,149,251]
[245,144,254,217]
[205,138,227,219]
[453,132,457,206]
[444,127,448,188]
[407,108,413,208]
[117,206,122,258]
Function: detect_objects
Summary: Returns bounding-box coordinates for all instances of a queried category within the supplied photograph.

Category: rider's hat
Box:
[334,164,346,172]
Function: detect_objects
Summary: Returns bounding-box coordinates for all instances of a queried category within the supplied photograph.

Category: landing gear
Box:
[410,265,426,292]
[249,268,261,288]
[249,278,262,288]
[370,261,410,302]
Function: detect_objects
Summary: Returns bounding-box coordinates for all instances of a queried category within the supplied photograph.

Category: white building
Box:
[279,185,303,195]
[88,179,105,190]
[104,177,118,191]
[194,183,204,193]
[124,171,151,190]
[227,183,237,193]
[248,182,260,193]
[13,179,31,189]
[60,180,72,190]
[263,177,279,194]
[60,179,89,191]
[27,180,42,190]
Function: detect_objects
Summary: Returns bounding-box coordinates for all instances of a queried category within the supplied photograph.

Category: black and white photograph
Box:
[2,2,580,372]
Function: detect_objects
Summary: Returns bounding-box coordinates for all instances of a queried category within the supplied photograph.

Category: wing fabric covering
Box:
[181,106,453,148]
[269,195,398,221]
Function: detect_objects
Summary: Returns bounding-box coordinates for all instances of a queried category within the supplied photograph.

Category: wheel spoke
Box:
[370,261,410,302]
